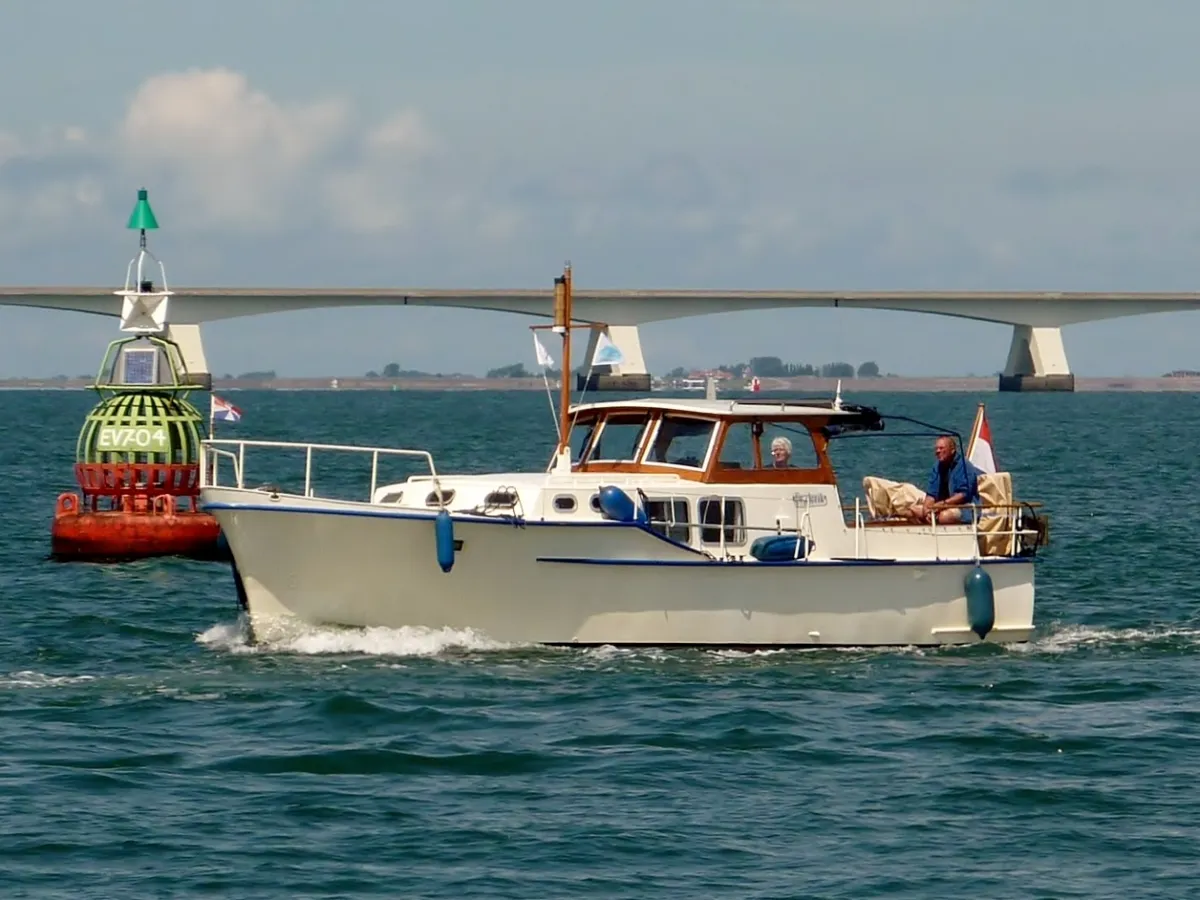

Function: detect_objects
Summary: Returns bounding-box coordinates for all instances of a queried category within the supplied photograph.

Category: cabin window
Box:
[588,414,651,462]
[425,488,455,507]
[379,491,404,504]
[761,426,818,469]
[570,422,596,462]
[589,493,602,513]
[645,416,716,469]
[553,494,577,513]
[717,422,756,471]
[699,497,747,546]
[644,497,691,543]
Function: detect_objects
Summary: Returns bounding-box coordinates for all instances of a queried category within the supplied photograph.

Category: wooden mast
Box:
[553,264,573,463]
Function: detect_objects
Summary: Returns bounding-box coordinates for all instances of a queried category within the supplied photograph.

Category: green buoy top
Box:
[126,188,159,231]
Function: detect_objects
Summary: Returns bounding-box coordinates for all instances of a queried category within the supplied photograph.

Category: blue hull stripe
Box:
[535,556,1031,569]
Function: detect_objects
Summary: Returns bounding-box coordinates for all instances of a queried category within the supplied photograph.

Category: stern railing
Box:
[200,439,443,504]
[842,499,1048,559]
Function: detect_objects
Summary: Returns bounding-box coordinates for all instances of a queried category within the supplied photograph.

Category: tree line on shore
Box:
[21,356,893,383]
[240,357,891,381]
[665,357,887,379]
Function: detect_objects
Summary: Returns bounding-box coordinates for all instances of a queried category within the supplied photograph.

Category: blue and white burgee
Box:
[591,331,625,367]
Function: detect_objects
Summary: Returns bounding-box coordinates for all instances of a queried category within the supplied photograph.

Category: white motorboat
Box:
[199,267,1048,648]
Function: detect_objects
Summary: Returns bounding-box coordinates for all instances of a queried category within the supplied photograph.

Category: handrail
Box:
[639,506,1041,560]
[200,438,442,504]
[854,497,862,559]
[206,447,242,489]
[841,500,1044,512]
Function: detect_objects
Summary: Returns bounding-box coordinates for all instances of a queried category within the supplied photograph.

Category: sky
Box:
[3,0,1200,378]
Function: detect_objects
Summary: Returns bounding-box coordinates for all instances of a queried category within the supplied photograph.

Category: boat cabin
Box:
[562,398,883,485]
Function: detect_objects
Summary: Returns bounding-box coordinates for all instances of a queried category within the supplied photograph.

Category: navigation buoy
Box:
[964,565,995,640]
[435,508,456,572]
[49,189,226,563]
[50,337,225,562]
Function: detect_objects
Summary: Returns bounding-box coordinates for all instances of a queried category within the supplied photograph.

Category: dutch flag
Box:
[211,394,242,423]
[966,402,996,474]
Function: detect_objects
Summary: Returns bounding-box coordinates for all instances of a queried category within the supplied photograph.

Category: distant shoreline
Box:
[4,375,1200,392]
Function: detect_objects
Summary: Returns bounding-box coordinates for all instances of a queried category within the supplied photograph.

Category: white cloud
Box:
[118,67,349,228]
[363,110,437,159]
[0,131,19,165]
[320,110,440,235]
[770,0,973,25]
[0,60,1198,295]
[0,67,522,249]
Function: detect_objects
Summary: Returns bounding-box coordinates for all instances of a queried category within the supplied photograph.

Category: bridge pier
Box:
[998,325,1074,392]
[576,324,652,391]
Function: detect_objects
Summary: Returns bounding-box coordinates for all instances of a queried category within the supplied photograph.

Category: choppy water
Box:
[3,388,1199,898]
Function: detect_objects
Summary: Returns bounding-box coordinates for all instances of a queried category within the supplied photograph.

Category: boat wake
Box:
[1,671,98,690]
[1010,622,1200,655]
[194,616,1200,663]
[196,616,518,658]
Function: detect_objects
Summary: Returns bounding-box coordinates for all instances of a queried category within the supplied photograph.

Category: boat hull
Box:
[205,492,1036,648]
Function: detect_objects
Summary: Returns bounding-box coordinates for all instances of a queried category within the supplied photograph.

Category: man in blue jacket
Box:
[908,435,982,525]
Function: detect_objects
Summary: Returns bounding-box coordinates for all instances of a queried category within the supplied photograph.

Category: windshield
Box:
[716,421,818,470]
[587,413,652,462]
[646,416,716,469]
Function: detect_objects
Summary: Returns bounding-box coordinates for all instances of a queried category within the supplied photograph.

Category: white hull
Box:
[205,488,1035,648]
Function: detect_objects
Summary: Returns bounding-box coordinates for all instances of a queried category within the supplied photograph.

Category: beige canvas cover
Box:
[860,472,1014,556]
[861,476,925,519]
[975,471,1013,556]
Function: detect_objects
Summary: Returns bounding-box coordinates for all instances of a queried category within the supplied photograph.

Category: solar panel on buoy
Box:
[122,348,158,385]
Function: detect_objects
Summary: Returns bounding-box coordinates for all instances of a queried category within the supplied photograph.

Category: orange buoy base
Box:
[51,491,227,562]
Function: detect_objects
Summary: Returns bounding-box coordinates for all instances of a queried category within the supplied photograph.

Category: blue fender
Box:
[964,565,995,640]
[435,509,455,573]
[597,485,646,524]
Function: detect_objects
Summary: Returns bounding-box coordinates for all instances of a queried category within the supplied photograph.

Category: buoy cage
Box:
[51,462,225,562]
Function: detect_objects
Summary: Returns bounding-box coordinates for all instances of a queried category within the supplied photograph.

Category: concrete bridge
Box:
[3,284,1200,392]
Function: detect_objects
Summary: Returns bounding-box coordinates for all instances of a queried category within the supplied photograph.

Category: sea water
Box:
[2,389,1198,898]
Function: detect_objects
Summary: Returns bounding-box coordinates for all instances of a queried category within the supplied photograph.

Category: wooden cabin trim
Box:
[570,402,850,428]
[568,404,844,485]
[705,416,837,485]
[706,467,836,485]
[575,461,707,482]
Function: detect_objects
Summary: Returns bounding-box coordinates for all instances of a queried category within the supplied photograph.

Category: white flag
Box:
[533,332,555,368]
[591,331,625,367]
